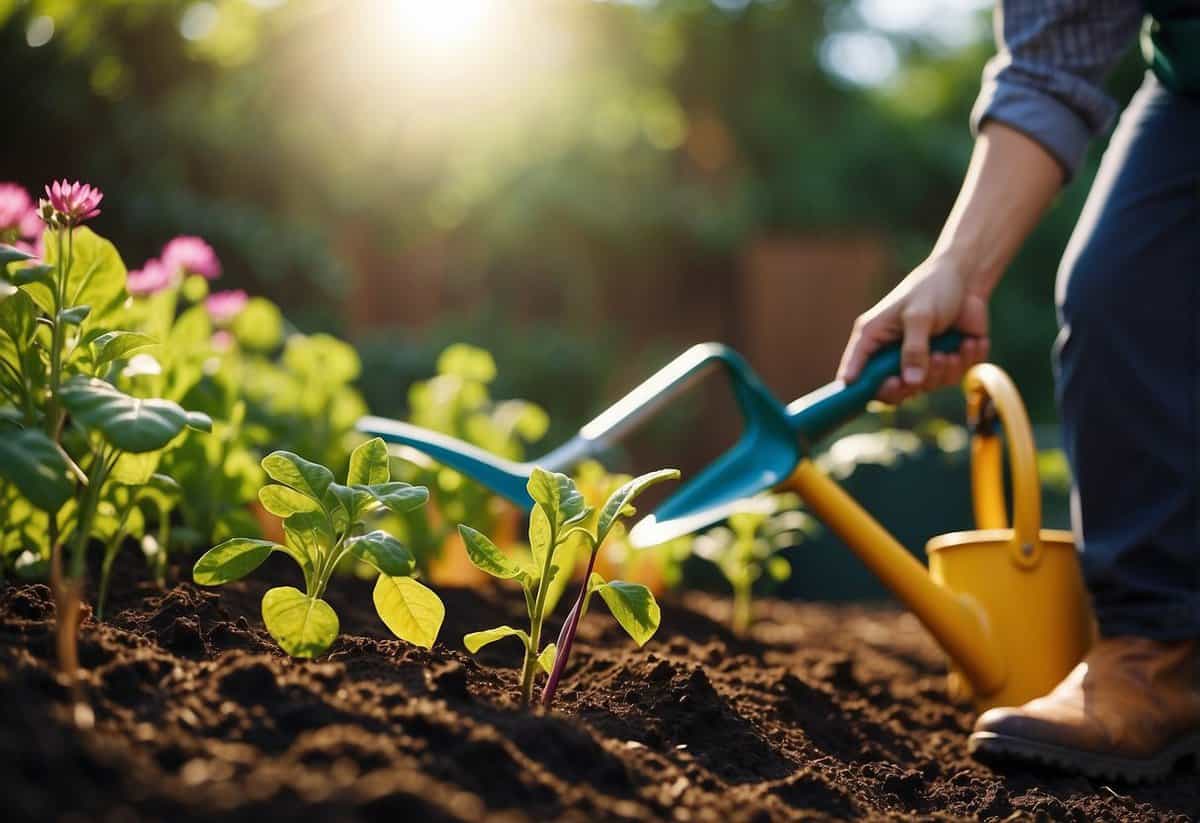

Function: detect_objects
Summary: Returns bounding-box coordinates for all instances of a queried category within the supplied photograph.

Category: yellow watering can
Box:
[781,363,1095,711]
[361,335,1094,712]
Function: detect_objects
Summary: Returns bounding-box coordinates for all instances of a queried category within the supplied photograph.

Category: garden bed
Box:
[2,557,1197,822]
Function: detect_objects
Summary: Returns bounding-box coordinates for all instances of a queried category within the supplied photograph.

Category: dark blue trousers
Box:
[1055,73,1200,640]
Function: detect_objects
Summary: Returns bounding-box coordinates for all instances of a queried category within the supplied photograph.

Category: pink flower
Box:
[18,210,43,240]
[41,179,103,227]
[0,183,34,234]
[127,258,174,297]
[210,330,235,352]
[205,289,248,325]
[162,235,221,280]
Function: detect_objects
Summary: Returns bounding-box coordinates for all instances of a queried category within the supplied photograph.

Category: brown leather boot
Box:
[969,636,1200,781]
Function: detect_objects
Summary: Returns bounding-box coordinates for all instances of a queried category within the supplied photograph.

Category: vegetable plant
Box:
[458,466,678,706]
[193,437,445,658]
[0,181,213,691]
[692,494,814,634]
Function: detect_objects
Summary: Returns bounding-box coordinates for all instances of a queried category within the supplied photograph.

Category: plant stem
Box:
[540,545,599,708]
[519,518,558,705]
[732,580,752,636]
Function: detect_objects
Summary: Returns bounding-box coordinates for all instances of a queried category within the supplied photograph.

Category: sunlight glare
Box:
[394,0,494,49]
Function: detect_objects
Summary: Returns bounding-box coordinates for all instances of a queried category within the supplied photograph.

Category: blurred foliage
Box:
[0,0,1149,427]
[380,343,551,574]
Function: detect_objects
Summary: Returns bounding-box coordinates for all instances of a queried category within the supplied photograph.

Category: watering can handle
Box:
[964,363,1044,568]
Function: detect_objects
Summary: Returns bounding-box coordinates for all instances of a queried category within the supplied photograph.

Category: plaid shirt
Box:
[971,1,1185,177]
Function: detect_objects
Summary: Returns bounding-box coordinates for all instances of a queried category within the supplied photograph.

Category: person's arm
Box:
[838,0,1142,403]
[837,122,1061,402]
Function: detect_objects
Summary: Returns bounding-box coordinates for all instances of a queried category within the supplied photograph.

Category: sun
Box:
[396,0,494,48]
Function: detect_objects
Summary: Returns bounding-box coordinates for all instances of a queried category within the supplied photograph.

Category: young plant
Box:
[192,437,445,657]
[692,494,814,634]
[0,182,213,693]
[458,466,678,706]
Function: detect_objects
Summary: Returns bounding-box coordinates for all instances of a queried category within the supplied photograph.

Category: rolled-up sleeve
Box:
[971,0,1143,179]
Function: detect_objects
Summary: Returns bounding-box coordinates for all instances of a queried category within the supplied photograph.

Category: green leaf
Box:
[542,537,580,617]
[283,509,333,568]
[373,575,444,649]
[596,469,681,545]
[261,450,334,502]
[258,484,321,518]
[348,436,390,486]
[527,466,586,527]
[185,411,212,432]
[261,586,339,658]
[767,556,791,582]
[193,538,278,585]
[231,297,283,352]
[360,481,429,515]
[37,227,127,320]
[59,305,90,326]
[0,288,36,344]
[463,625,529,654]
[538,643,557,675]
[437,343,496,382]
[325,481,370,524]
[529,504,553,573]
[0,244,35,266]
[0,429,72,511]
[346,530,415,576]
[595,580,661,647]
[109,450,160,485]
[59,376,191,453]
[90,330,156,367]
[458,524,523,579]
[10,263,55,290]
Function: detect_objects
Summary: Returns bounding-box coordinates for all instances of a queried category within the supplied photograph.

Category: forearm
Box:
[930,122,1063,297]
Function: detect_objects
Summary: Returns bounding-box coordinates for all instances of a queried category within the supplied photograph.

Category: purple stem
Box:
[540,548,599,707]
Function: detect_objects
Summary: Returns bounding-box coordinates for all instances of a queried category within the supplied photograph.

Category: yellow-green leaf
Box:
[373,575,444,649]
[261,586,339,658]
[463,625,529,654]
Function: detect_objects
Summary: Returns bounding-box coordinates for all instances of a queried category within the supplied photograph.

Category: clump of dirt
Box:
[1,555,1196,822]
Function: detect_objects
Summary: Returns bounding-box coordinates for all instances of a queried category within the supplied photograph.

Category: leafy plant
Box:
[387,343,549,574]
[0,185,213,690]
[192,437,444,658]
[692,494,814,634]
[458,466,677,706]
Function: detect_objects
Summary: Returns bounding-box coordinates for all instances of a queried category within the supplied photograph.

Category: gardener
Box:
[837,1,1200,780]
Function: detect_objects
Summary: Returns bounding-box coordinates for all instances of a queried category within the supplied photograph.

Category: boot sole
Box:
[968,730,1200,783]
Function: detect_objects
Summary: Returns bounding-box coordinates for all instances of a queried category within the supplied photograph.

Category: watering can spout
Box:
[784,460,1008,699]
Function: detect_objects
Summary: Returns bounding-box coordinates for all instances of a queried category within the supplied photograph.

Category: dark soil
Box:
[1,553,1197,822]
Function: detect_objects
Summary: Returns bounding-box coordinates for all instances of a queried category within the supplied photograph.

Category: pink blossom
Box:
[0,183,34,234]
[205,289,248,325]
[162,235,221,280]
[18,210,43,240]
[127,258,174,297]
[42,179,103,227]
[210,330,235,352]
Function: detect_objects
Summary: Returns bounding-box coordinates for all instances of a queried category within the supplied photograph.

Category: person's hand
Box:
[837,254,990,404]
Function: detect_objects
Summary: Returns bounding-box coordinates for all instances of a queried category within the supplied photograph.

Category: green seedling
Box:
[458,466,678,706]
[193,437,445,658]
[693,494,814,634]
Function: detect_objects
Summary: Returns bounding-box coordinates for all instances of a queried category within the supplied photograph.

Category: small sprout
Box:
[193,437,445,658]
[693,493,815,634]
[458,466,678,707]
